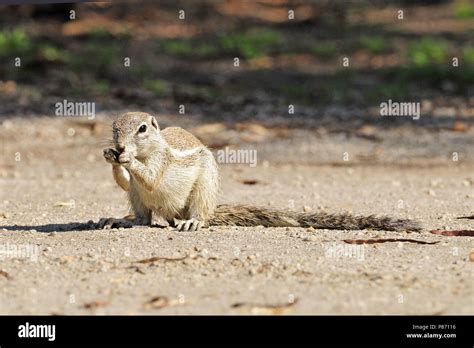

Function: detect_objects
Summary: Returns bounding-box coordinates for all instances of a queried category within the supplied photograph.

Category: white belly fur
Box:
[132,163,200,220]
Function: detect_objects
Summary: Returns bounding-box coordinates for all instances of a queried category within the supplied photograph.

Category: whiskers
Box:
[100,138,116,148]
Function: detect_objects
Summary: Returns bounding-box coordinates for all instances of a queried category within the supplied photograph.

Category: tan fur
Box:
[100,112,421,232]
[161,127,203,150]
[100,112,218,231]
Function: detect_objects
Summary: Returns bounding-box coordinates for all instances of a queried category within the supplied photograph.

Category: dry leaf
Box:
[241,179,259,185]
[83,300,109,309]
[127,266,146,274]
[231,299,298,315]
[451,121,469,132]
[135,255,189,264]
[469,251,474,262]
[0,80,17,94]
[0,270,12,280]
[457,215,474,220]
[343,238,439,245]
[430,230,474,237]
[144,296,182,309]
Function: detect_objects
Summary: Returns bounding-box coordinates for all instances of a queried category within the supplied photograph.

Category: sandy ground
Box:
[0,114,473,314]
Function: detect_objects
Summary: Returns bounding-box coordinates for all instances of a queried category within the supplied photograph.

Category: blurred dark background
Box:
[0,0,473,131]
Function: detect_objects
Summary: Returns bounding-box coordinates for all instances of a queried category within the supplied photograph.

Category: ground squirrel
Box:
[99,112,421,232]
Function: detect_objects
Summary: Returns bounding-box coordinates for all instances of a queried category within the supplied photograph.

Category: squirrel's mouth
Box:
[114,145,125,154]
[115,146,138,158]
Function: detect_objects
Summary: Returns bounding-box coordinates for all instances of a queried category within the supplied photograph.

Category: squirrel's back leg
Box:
[128,182,152,225]
[173,150,218,232]
[98,177,152,229]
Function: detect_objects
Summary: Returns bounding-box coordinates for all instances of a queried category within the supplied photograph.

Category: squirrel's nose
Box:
[116,144,125,153]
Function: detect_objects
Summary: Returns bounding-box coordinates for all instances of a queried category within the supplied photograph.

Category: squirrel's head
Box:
[112,112,161,158]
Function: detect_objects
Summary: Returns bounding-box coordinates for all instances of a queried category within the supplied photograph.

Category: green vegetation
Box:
[38,44,68,62]
[219,29,282,59]
[68,41,120,76]
[89,27,112,40]
[463,46,474,64]
[93,80,111,94]
[407,38,448,66]
[310,42,338,58]
[367,83,409,103]
[143,79,170,96]
[195,43,219,57]
[359,36,391,54]
[161,40,194,56]
[381,65,474,93]
[454,0,474,19]
[160,29,283,59]
[0,29,31,57]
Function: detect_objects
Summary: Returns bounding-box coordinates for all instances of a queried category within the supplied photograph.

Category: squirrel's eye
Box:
[138,124,147,133]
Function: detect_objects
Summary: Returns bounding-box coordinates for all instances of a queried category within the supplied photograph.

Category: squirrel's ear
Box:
[151,116,159,130]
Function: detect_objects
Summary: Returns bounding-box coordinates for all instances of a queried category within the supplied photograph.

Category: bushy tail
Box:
[210,205,421,232]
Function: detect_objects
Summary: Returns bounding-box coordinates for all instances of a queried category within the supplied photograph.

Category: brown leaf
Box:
[0,270,12,280]
[469,251,474,262]
[83,300,109,309]
[457,215,474,220]
[241,179,260,185]
[127,266,146,274]
[144,296,182,309]
[231,299,298,315]
[343,238,439,245]
[135,255,189,264]
[451,121,470,132]
[430,230,474,237]
[0,80,17,94]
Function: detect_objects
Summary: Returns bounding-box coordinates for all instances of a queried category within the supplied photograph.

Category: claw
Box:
[173,218,202,232]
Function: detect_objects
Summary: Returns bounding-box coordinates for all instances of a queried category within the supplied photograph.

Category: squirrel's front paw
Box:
[118,152,133,166]
[103,148,120,164]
